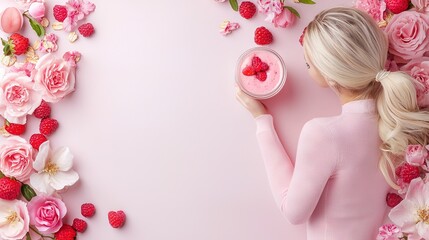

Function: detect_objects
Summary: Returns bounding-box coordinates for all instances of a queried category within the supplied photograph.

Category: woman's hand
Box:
[235,87,268,118]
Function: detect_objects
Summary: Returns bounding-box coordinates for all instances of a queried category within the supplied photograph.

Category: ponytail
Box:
[376,71,429,188]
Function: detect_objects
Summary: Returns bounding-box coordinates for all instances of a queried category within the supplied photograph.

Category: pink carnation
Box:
[36,33,59,53]
[400,57,429,108]
[354,0,387,22]
[257,0,283,22]
[27,195,67,234]
[376,224,403,240]
[385,11,429,63]
[273,8,296,28]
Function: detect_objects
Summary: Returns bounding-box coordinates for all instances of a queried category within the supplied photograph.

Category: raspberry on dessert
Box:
[81,203,96,217]
[239,1,257,19]
[256,71,267,81]
[54,224,77,240]
[253,61,269,72]
[385,0,409,14]
[4,120,26,135]
[72,218,88,233]
[254,26,273,45]
[396,163,420,184]
[386,192,403,208]
[29,133,48,150]
[53,5,68,22]
[78,23,95,37]
[242,66,255,76]
[0,177,21,200]
[33,100,51,119]
[39,118,59,135]
[108,210,126,228]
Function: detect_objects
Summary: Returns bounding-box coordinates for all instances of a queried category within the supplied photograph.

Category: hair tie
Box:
[375,70,390,82]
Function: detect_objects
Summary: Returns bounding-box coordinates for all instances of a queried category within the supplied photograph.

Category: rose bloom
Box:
[412,0,429,12]
[273,8,296,28]
[400,57,429,108]
[33,53,76,103]
[385,11,429,63]
[27,195,67,234]
[0,72,42,124]
[0,136,34,182]
[0,199,30,240]
[28,1,45,21]
[355,0,387,22]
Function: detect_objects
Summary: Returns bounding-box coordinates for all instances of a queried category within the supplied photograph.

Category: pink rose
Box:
[405,144,428,166]
[355,0,387,22]
[385,11,429,63]
[273,8,296,28]
[27,195,67,234]
[400,57,429,107]
[0,136,34,182]
[412,0,429,12]
[33,53,76,103]
[0,72,42,124]
[28,1,45,21]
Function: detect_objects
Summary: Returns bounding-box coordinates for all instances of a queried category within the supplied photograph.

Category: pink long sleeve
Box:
[255,100,391,240]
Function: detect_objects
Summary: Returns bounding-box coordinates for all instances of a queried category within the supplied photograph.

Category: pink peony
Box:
[389,178,429,239]
[354,0,387,22]
[257,0,283,22]
[400,57,429,108]
[273,8,296,28]
[33,53,76,103]
[412,0,429,12]
[28,1,45,21]
[405,144,428,166]
[385,11,429,63]
[27,195,67,234]
[376,224,403,240]
[0,136,34,182]
[0,72,42,124]
[0,199,30,240]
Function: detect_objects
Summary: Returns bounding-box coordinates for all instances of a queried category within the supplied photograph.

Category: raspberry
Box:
[254,26,273,45]
[239,1,256,19]
[53,5,68,22]
[385,0,409,14]
[253,61,269,72]
[0,177,21,200]
[39,118,59,135]
[256,71,267,81]
[54,224,77,240]
[386,193,403,208]
[78,23,95,37]
[396,163,420,184]
[72,218,87,233]
[81,203,96,217]
[252,56,262,69]
[108,210,126,228]
[29,133,48,150]
[242,66,255,76]
[33,100,51,119]
[4,120,26,135]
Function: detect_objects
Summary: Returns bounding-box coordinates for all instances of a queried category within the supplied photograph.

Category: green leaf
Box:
[284,6,300,18]
[26,232,31,240]
[229,0,238,11]
[298,0,316,4]
[28,17,45,37]
[21,184,37,201]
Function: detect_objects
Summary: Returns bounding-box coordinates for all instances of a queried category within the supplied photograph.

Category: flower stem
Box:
[29,226,55,240]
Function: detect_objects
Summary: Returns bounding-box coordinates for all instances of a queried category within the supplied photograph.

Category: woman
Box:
[236,7,429,240]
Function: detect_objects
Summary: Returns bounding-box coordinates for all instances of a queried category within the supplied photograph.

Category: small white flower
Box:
[30,141,79,195]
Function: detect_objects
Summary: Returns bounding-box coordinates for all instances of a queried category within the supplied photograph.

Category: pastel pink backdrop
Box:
[0,0,352,239]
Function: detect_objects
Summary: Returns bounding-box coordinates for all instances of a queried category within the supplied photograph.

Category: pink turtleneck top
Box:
[255,99,391,240]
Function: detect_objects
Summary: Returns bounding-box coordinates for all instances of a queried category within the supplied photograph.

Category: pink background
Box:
[0,0,353,239]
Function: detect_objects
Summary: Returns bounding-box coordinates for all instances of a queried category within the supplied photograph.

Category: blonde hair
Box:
[303,7,429,188]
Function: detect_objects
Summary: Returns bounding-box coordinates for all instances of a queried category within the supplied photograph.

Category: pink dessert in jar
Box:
[236,47,286,99]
